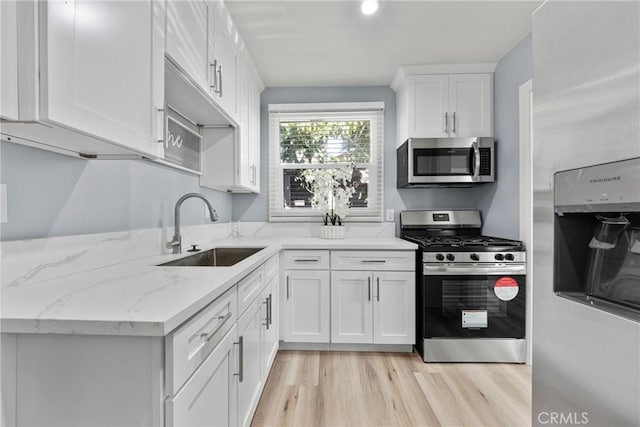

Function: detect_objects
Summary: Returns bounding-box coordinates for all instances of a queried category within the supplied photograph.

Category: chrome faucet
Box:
[166,193,219,254]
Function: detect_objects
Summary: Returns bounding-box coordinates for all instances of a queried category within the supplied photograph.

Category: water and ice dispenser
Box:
[554,157,640,320]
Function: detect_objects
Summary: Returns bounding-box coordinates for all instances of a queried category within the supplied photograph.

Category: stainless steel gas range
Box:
[401,210,526,363]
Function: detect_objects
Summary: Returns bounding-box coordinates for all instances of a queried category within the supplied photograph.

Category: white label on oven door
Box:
[462,310,488,328]
[494,277,519,301]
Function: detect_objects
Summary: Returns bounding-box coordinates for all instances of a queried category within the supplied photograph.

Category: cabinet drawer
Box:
[330,251,415,271]
[166,324,237,427]
[282,250,330,270]
[238,266,265,317]
[166,286,237,395]
[264,255,279,283]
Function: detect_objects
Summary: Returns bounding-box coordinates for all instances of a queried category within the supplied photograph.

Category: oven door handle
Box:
[423,264,526,276]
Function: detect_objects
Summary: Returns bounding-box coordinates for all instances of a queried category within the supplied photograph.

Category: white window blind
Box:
[268,102,384,222]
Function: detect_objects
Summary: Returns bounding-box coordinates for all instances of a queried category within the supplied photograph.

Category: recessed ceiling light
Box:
[361,0,378,15]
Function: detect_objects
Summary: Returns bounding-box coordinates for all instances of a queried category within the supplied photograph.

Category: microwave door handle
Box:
[472,140,481,181]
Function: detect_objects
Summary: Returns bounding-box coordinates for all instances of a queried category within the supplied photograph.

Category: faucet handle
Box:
[166,235,182,254]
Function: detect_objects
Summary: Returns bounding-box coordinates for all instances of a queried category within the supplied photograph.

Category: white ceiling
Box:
[226,0,542,87]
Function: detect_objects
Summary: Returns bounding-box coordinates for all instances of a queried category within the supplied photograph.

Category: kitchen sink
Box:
[158,247,264,267]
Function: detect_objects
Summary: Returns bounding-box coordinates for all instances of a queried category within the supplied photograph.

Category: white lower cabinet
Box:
[166,325,238,427]
[281,269,331,343]
[330,271,373,344]
[280,249,415,347]
[237,255,280,427]
[261,276,279,378]
[372,271,416,344]
[237,297,264,427]
[331,271,415,345]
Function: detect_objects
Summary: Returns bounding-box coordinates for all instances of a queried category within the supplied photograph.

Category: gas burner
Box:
[410,235,524,250]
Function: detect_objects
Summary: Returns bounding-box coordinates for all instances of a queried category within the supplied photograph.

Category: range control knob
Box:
[435,253,445,261]
[494,253,505,261]
[505,253,515,261]
[470,253,480,261]
[446,254,455,262]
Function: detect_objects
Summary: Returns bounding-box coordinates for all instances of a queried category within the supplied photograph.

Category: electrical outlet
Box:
[385,209,394,222]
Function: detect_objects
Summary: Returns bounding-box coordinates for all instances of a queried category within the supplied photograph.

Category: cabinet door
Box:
[236,51,254,191]
[282,270,330,343]
[331,271,373,344]
[247,74,261,191]
[0,0,19,120]
[407,75,449,138]
[373,272,416,345]
[166,325,238,427]
[166,0,210,93]
[42,0,163,156]
[260,277,279,379]
[449,74,493,137]
[210,0,238,119]
[237,299,263,427]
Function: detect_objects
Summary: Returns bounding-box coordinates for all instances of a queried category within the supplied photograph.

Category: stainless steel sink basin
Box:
[158,247,264,267]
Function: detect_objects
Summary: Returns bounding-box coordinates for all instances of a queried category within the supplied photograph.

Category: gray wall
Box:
[1,38,532,241]
[233,43,534,237]
[0,141,231,241]
[480,34,532,239]
[232,86,491,228]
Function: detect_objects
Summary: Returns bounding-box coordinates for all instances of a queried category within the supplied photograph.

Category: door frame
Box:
[518,79,533,366]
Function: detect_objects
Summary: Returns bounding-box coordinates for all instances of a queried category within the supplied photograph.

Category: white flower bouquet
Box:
[299,164,356,226]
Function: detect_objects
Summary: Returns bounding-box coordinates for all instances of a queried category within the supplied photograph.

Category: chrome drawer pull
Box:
[234,336,244,382]
[293,258,320,263]
[361,260,386,263]
[200,312,232,342]
[286,276,290,300]
[263,298,269,329]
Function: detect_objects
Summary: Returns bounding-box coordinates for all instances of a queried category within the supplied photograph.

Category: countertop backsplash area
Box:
[1,220,396,289]
[235,221,396,239]
[1,222,233,288]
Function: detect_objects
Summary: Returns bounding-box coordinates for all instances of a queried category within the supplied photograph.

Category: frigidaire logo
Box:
[589,176,621,184]
[537,412,589,425]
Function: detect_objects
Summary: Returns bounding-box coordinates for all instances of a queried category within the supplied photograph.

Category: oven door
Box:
[422,264,526,338]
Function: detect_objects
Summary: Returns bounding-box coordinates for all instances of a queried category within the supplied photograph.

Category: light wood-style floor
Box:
[252,350,531,427]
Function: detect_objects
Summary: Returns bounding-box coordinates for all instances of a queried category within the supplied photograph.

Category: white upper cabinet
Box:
[209,0,239,120]
[448,74,493,137]
[1,0,19,120]
[394,67,494,145]
[165,0,239,123]
[200,45,263,193]
[407,75,450,138]
[1,0,165,158]
[41,0,164,156]
[166,0,210,92]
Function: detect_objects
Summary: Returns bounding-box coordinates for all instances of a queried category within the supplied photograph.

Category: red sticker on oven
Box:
[494,277,519,301]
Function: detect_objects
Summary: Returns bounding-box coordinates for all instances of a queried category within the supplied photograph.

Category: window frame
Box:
[268,102,384,222]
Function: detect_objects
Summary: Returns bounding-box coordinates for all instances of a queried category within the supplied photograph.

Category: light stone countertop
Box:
[1,237,417,337]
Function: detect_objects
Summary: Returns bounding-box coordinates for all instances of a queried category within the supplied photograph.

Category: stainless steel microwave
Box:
[397,137,495,187]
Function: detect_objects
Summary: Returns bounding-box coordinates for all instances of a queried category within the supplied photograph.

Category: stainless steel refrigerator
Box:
[532,1,640,426]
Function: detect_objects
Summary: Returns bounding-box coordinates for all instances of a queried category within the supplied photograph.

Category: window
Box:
[269,102,384,222]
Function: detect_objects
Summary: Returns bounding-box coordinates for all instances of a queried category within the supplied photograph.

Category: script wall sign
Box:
[163,116,202,173]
